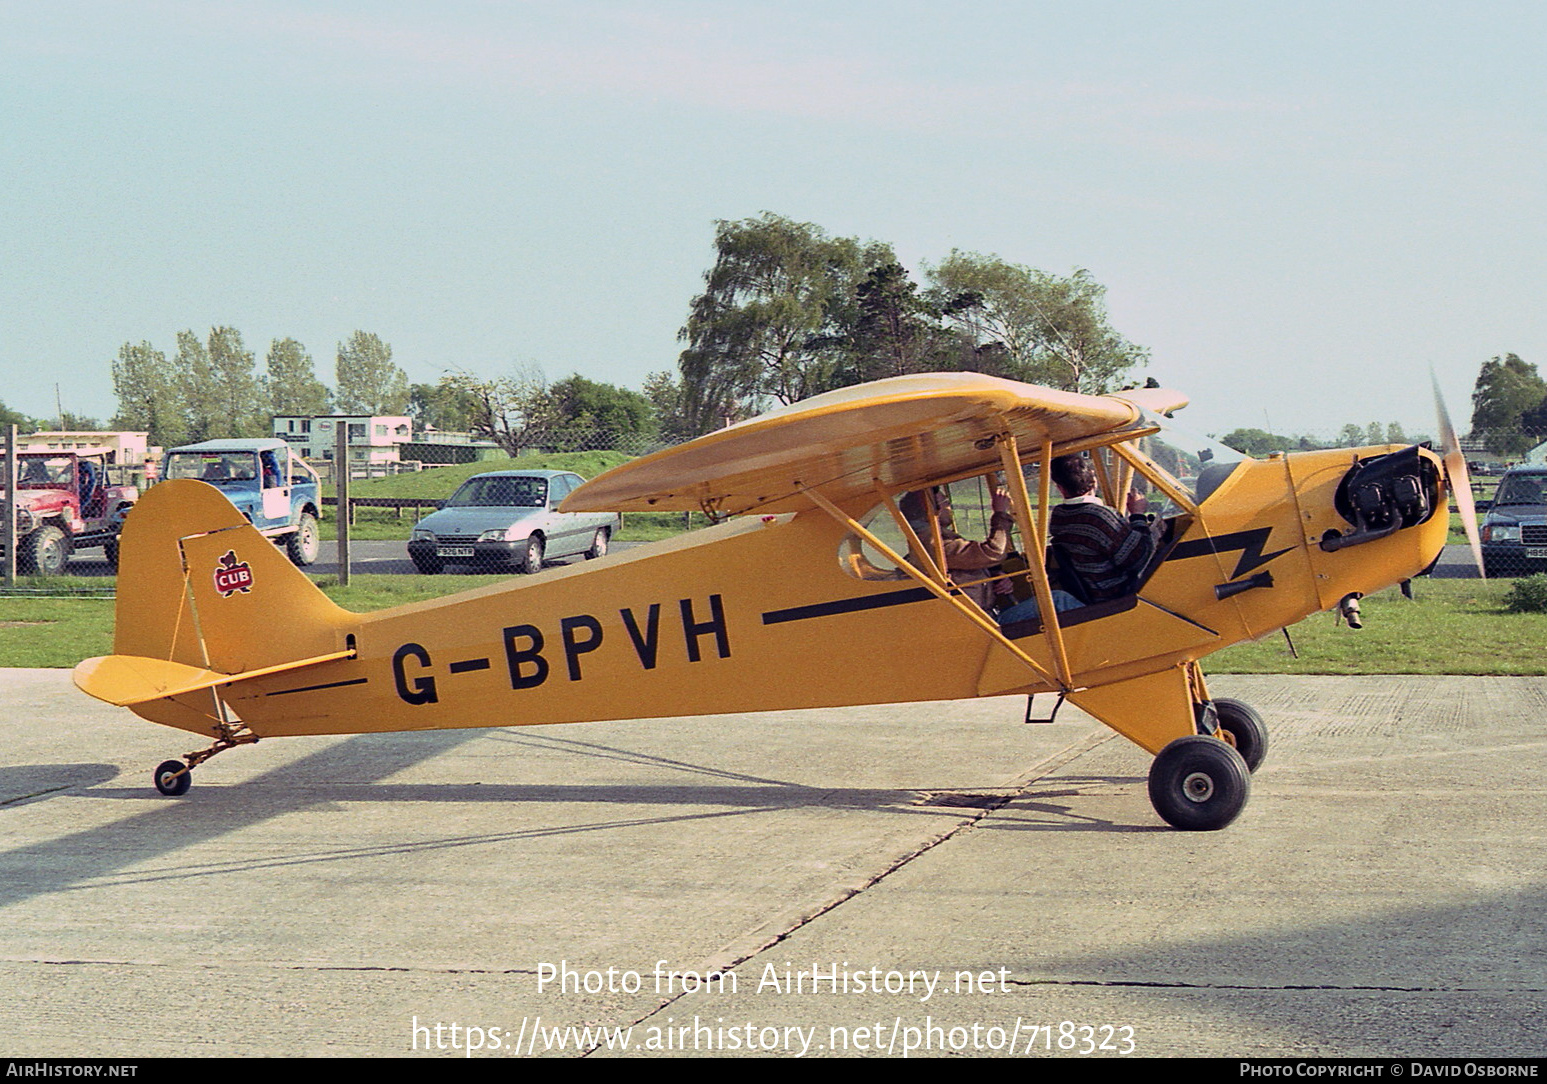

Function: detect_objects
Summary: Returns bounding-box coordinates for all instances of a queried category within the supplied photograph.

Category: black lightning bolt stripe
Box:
[762,586,936,625]
[1166,527,1293,580]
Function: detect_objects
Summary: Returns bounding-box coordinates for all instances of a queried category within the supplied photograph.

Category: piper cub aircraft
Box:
[75,373,1473,830]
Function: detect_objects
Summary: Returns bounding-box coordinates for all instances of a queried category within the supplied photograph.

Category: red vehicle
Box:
[1,452,138,574]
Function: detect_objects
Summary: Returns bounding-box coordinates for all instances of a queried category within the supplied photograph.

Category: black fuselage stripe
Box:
[265,677,370,697]
[762,586,936,625]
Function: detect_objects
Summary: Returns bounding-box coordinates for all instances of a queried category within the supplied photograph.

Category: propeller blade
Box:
[1433,373,1485,578]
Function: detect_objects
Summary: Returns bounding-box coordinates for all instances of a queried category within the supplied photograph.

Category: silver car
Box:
[407,470,620,574]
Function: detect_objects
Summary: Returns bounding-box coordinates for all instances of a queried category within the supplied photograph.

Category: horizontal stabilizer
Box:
[73,648,354,707]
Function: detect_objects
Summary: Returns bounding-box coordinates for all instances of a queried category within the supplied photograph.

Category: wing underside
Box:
[566,374,1174,515]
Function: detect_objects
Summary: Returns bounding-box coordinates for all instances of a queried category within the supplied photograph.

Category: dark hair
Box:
[1051,454,1095,497]
[899,486,951,532]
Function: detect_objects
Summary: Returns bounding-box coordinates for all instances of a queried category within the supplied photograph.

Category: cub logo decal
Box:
[214,550,254,597]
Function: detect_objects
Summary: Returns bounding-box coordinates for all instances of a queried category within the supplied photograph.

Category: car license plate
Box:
[436,546,474,558]
[1527,547,1547,559]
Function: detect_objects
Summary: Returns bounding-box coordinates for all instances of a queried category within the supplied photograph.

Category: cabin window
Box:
[1131,411,1247,509]
[838,476,1018,582]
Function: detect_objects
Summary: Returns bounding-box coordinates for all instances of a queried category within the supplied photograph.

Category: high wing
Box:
[563,373,1187,516]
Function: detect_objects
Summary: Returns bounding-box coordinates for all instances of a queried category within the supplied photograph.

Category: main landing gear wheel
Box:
[1147,736,1250,831]
[154,759,192,796]
[1212,697,1268,773]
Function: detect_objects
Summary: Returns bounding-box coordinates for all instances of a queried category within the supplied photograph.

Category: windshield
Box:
[1133,411,1248,507]
[165,452,258,485]
[4,456,74,488]
[445,476,547,508]
[1494,473,1547,506]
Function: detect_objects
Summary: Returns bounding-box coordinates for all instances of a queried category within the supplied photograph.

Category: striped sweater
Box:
[1049,499,1163,602]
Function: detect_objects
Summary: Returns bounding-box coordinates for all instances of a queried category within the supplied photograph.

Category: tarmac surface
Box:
[0,669,1542,1059]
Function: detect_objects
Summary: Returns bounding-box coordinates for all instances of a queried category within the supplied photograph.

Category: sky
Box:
[4,0,1544,440]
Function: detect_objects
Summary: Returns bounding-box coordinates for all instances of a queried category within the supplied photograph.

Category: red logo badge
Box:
[214,550,254,597]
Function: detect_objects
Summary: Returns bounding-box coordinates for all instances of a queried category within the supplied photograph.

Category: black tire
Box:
[1213,697,1268,773]
[520,534,545,574]
[410,554,444,575]
[1148,736,1250,831]
[286,512,320,566]
[104,539,120,570]
[154,759,191,797]
[586,527,609,560]
[19,525,70,576]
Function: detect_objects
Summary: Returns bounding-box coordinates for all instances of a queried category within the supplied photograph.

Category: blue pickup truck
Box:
[159,439,323,566]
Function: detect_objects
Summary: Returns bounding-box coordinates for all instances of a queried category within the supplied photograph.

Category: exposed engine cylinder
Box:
[1322,446,1439,552]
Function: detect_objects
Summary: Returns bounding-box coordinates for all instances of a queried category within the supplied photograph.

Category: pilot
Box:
[995,453,1159,626]
[1045,452,1165,603]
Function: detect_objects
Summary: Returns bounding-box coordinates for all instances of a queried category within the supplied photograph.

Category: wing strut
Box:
[996,434,1074,689]
[798,483,1070,693]
[1110,441,1201,516]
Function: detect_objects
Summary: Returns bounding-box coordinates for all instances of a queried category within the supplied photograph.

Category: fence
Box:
[6,421,1547,595]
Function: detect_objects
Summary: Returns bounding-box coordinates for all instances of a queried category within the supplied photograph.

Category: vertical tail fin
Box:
[112,479,354,674]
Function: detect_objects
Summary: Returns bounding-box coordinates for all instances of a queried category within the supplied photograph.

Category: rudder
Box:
[113,479,354,675]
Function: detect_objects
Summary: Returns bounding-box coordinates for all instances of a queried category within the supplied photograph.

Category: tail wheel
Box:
[1148,736,1250,831]
[154,760,192,796]
[1212,697,1268,773]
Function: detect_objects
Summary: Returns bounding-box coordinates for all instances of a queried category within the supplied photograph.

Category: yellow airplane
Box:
[73,373,1475,829]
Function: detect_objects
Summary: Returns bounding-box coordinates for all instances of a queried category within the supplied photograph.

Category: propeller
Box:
[1432,372,1485,578]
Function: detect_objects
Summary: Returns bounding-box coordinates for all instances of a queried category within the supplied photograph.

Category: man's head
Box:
[899,486,953,532]
[1050,454,1096,499]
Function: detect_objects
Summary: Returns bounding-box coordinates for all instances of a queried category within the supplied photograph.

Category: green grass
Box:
[0,595,116,667]
[1211,577,1547,675]
[6,572,1544,674]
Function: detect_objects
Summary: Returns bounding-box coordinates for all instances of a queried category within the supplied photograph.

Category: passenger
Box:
[899,485,1014,611]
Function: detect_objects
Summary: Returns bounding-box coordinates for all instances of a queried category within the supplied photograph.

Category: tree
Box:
[112,341,187,447]
[643,371,691,444]
[1218,428,1295,457]
[0,400,35,434]
[677,213,894,434]
[547,375,657,444]
[925,252,1146,393]
[335,331,409,414]
[205,326,266,438]
[172,329,217,442]
[1336,423,1366,447]
[266,338,332,417]
[441,368,557,456]
[833,262,969,385]
[58,411,105,431]
[408,380,482,433]
[1471,353,1547,456]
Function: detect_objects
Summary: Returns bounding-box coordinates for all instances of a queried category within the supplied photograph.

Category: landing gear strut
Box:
[150,714,260,796]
